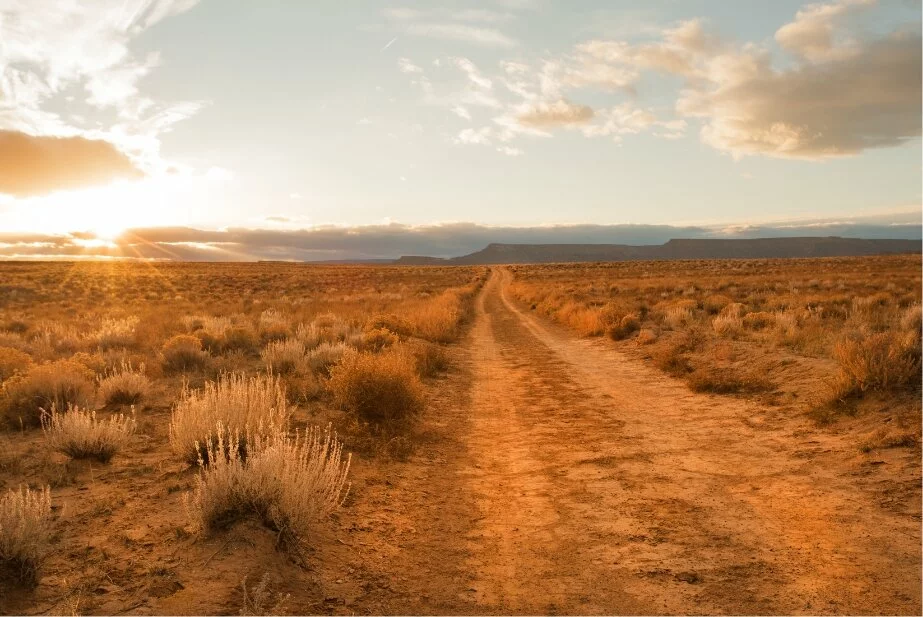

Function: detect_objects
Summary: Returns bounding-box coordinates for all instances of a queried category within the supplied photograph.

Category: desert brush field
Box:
[0,256,920,615]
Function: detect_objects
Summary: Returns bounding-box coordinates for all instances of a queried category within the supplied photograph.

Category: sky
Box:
[0,0,920,260]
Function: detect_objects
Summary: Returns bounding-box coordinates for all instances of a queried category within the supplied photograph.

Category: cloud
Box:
[454,127,493,146]
[404,23,517,48]
[0,214,917,261]
[397,57,423,73]
[0,130,144,197]
[516,99,594,127]
[775,0,875,62]
[679,30,922,158]
[0,0,205,181]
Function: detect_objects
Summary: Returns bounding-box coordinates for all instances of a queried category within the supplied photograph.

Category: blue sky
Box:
[0,0,919,258]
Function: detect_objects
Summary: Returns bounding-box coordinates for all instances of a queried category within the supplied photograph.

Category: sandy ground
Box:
[2,267,919,615]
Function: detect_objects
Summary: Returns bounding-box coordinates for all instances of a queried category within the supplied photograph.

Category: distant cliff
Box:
[392,237,920,265]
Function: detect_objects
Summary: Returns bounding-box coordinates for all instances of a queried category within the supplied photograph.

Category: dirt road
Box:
[343,267,920,615]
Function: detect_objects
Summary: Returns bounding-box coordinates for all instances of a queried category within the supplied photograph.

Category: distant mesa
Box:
[391,237,921,265]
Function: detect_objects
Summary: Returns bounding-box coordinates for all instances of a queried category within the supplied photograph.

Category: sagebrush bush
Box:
[636,328,658,345]
[1,360,95,427]
[712,313,742,337]
[327,348,424,426]
[0,347,32,383]
[663,306,692,330]
[260,338,306,375]
[606,313,640,340]
[0,486,52,584]
[831,331,921,401]
[185,425,350,548]
[401,339,449,378]
[162,334,209,373]
[97,362,151,405]
[688,366,774,394]
[42,404,135,462]
[742,311,774,330]
[169,373,290,464]
[900,304,922,332]
[307,341,348,375]
[361,327,399,352]
[364,314,414,339]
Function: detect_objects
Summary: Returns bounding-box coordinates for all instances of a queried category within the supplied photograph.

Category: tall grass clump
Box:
[307,341,348,375]
[830,330,921,401]
[258,310,290,342]
[97,362,151,405]
[184,425,350,549]
[169,373,290,464]
[327,348,424,427]
[260,338,307,375]
[1,360,95,427]
[94,316,139,349]
[0,486,52,584]
[42,404,135,462]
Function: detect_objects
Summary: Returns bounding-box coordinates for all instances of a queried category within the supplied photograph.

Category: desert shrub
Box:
[42,404,135,463]
[0,347,32,383]
[361,327,399,353]
[720,302,746,318]
[260,338,306,375]
[68,351,107,375]
[327,348,424,426]
[221,326,259,354]
[687,366,774,394]
[94,316,139,349]
[742,311,775,330]
[606,313,640,341]
[405,288,470,342]
[307,342,348,375]
[0,486,52,584]
[258,310,290,342]
[2,320,29,335]
[1,360,95,427]
[184,425,350,548]
[32,323,84,355]
[169,373,290,464]
[830,331,921,401]
[162,334,209,373]
[712,313,742,337]
[364,314,414,339]
[703,294,733,314]
[400,339,449,378]
[636,328,658,345]
[240,573,291,616]
[97,362,151,405]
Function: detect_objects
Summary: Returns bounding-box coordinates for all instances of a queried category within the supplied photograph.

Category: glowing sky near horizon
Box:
[0,0,919,239]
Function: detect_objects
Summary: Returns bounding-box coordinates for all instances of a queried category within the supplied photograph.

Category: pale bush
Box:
[94,316,139,349]
[42,404,135,462]
[97,362,151,405]
[170,373,290,464]
[720,302,746,318]
[32,323,85,355]
[240,573,290,616]
[360,327,399,353]
[184,425,350,548]
[663,306,692,330]
[258,309,290,341]
[261,338,307,375]
[327,348,424,426]
[295,322,325,349]
[184,315,232,338]
[307,341,348,374]
[162,334,209,373]
[0,486,52,584]
[742,311,774,330]
[1,360,95,427]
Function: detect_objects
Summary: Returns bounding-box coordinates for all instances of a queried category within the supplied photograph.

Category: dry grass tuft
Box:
[260,338,307,375]
[162,335,210,373]
[42,404,135,462]
[360,327,399,353]
[97,362,151,405]
[327,348,424,426]
[635,328,658,346]
[0,486,52,584]
[830,331,921,401]
[258,310,290,342]
[94,316,139,350]
[170,373,290,464]
[184,425,350,549]
[240,573,291,616]
[307,342,348,375]
[1,360,95,427]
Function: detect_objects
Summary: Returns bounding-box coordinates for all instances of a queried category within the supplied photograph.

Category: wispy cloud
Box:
[382,6,519,48]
